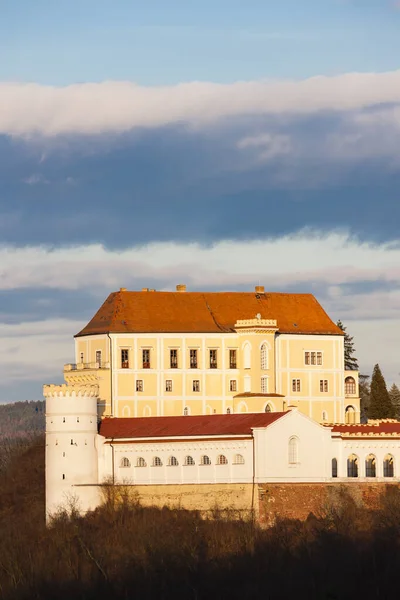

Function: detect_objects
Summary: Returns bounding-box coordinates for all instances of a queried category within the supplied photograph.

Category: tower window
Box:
[260,344,268,370]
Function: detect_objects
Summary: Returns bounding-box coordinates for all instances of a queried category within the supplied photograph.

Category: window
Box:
[233,454,245,465]
[165,380,172,392]
[365,455,376,477]
[62,474,65,480]
[190,349,198,369]
[292,379,301,393]
[230,380,237,392]
[209,349,218,369]
[70,439,74,445]
[201,455,211,465]
[243,343,251,369]
[261,377,268,394]
[76,417,79,423]
[63,417,66,423]
[260,344,268,370]
[226,407,231,414]
[96,350,102,367]
[305,351,323,366]
[153,456,162,467]
[168,456,179,466]
[244,376,251,393]
[345,405,356,424]
[137,457,146,467]
[183,407,189,416]
[229,349,237,369]
[170,349,178,369]
[320,379,328,393]
[193,380,200,392]
[121,349,129,368]
[136,379,143,392]
[80,352,84,363]
[185,456,195,466]
[217,455,228,465]
[142,349,150,368]
[265,404,272,413]
[120,457,131,468]
[345,376,356,395]
[288,437,299,464]
[384,455,394,478]
[347,454,358,478]
[332,458,338,478]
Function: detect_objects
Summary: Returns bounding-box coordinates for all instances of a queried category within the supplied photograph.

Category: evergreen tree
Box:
[389,383,400,420]
[336,320,359,371]
[359,374,370,423]
[368,364,394,419]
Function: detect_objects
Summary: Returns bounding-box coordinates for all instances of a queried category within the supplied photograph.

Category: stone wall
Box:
[258,482,400,526]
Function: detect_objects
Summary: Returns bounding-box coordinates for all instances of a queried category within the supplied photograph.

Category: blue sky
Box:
[1,0,400,401]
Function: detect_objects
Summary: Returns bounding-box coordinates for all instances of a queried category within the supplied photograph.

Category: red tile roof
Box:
[76,289,342,336]
[99,412,286,440]
[330,422,400,435]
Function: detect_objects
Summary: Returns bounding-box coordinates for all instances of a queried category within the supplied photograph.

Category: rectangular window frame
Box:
[142,348,151,369]
[165,379,172,392]
[209,349,218,369]
[292,378,301,393]
[189,348,198,369]
[229,349,237,369]
[170,349,178,369]
[192,380,200,392]
[136,379,144,392]
[305,351,323,366]
[261,376,268,394]
[121,349,129,369]
[319,379,329,393]
[229,379,237,392]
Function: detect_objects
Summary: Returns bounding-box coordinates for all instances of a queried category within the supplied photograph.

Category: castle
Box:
[44,285,400,522]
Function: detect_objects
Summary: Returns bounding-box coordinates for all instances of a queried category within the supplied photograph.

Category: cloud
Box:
[22,173,49,185]
[3,71,400,136]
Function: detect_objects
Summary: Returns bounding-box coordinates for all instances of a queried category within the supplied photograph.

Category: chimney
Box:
[119,287,127,292]
[176,284,187,292]
[142,287,149,292]
[255,285,265,294]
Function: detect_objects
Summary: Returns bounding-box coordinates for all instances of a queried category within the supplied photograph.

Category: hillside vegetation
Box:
[0,401,45,472]
[1,439,400,598]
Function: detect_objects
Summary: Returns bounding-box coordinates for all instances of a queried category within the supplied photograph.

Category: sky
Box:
[1,0,400,402]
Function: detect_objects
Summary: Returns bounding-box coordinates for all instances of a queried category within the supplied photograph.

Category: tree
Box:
[368,364,394,419]
[336,320,359,371]
[359,374,370,423]
[389,383,400,420]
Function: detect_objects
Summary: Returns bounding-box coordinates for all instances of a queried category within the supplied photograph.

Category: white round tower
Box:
[44,384,101,521]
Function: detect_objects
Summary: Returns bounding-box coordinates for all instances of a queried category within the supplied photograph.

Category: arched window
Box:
[185,456,195,466]
[260,344,268,370]
[183,407,189,416]
[233,454,245,465]
[237,402,248,414]
[322,411,328,422]
[288,437,299,464]
[265,404,272,413]
[226,407,231,414]
[122,405,131,417]
[365,454,376,477]
[136,457,146,467]
[243,343,251,369]
[217,455,228,465]
[345,376,356,395]
[201,455,211,465]
[384,455,394,478]
[120,457,131,468]
[345,405,356,424]
[347,454,358,477]
[332,458,338,478]
[153,456,162,467]
[143,405,151,417]
[168,456,179,466]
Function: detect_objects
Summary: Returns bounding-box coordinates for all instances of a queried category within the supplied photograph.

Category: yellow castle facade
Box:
[61,284,360,424]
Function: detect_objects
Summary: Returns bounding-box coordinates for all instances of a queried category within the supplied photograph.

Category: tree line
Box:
[337,320,399,421]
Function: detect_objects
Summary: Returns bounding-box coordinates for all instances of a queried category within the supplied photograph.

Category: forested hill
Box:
[0,400,45,440]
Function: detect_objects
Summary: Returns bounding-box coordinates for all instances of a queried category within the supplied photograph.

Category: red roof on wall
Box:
[99,412,286,440]
[330,422,400,435]
[76,290,342,336]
